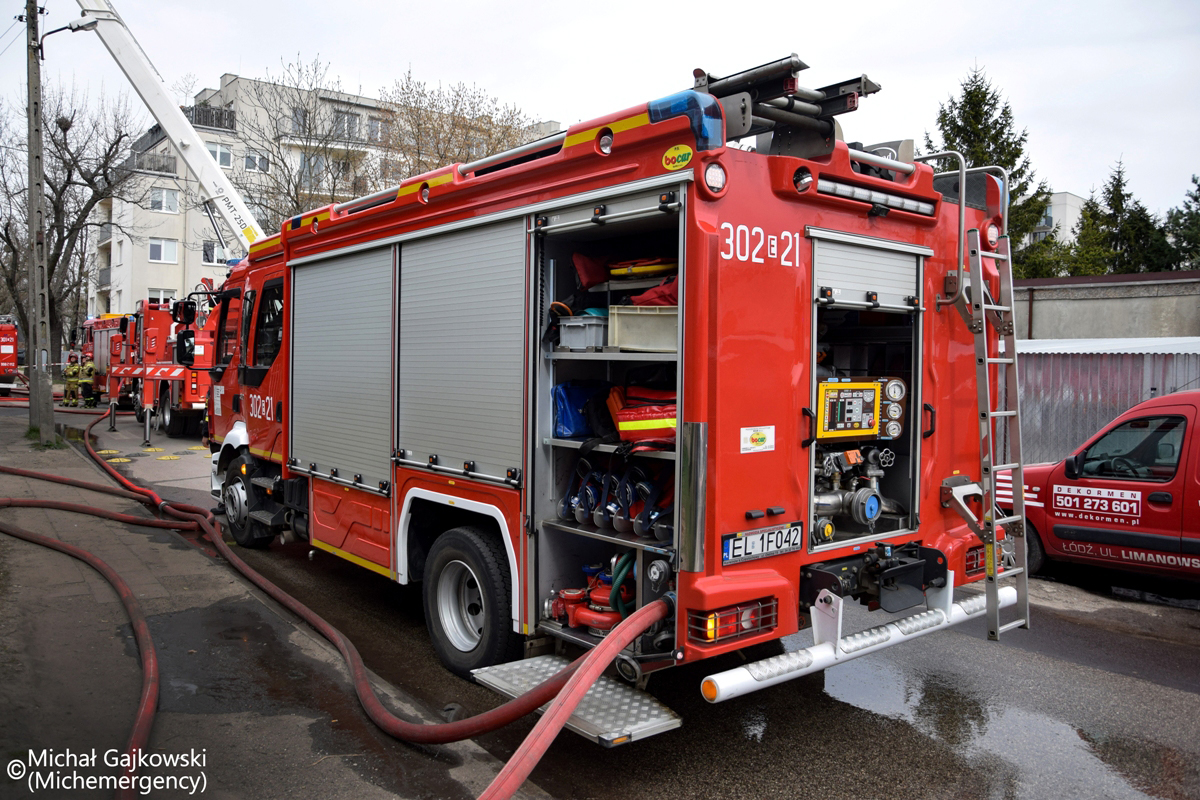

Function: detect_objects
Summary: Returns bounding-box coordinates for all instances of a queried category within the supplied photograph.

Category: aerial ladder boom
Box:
[67,0,265,252]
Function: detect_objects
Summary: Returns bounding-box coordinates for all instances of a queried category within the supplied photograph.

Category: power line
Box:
[0,17,19,42]
[0,23,23,59]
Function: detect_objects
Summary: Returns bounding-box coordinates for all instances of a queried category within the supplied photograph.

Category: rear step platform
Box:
[472,654,681,746]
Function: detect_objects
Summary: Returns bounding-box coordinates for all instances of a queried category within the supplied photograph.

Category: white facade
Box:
[1026,191,1085,246]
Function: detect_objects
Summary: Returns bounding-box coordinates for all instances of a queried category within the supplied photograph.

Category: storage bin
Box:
[558,316,608,350]
[609,305,678,352]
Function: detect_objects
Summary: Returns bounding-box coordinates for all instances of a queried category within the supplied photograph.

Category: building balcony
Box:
[97,222,113,245]
[97,267,111,287]
[185,105,236,131]
[121,151,178,176]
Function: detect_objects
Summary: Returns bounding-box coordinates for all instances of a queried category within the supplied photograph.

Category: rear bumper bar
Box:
[702,574,1015,702]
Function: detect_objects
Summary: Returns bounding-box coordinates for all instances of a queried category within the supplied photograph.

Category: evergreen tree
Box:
[1066,196,1114,277]
[1017,233,1071,279]
[924,67,1051,266]
[1100,161,1176,273]
[1166,175,1200,270]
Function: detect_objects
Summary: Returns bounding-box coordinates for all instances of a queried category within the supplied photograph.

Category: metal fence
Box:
[1017,351,1200,464]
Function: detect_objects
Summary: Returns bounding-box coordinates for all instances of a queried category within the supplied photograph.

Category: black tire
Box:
[161,387,187,437]
[134,403,145,423]
[0,387,9,397]
[423,526,522,679]
[1025,520,1046,575]
[222,453,272,548]
[185,414,202,437]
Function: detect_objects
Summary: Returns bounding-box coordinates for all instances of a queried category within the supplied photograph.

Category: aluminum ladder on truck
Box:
[942,226,1030,640]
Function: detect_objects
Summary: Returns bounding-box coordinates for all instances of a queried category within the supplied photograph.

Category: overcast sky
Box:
[2,0,1197,217]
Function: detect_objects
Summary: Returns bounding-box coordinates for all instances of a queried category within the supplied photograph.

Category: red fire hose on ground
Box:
[0,413,670,798]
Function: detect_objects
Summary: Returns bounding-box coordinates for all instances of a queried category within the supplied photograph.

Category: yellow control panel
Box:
[816,378,907,440]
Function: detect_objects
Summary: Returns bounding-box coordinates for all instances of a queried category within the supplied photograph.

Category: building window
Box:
[290,106,308,134]
[115,240,123,265]
[147,288,176,304]
[149,187,179,213]
[206,142,232,168]
[368,116,387,143]
[1042,210,1054,228]
[202,240,226,265]
[149,237,178,263]
[241,193,269,225]
[244,150,269,173]
[333,111,359,140]
[300,153,325,189]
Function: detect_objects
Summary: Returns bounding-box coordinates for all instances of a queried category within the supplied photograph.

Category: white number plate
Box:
[722,523,804,565]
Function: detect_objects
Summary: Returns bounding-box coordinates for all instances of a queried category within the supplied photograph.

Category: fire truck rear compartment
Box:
[530,184,687,664]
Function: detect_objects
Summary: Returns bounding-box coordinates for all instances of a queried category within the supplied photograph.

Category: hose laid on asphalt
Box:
[2,415,591,749]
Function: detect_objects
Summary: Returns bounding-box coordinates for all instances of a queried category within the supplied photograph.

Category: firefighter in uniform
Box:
[62,353,80,406]
[80,357,98,408]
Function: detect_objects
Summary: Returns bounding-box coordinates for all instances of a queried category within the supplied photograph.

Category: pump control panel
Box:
[816,378,906,440]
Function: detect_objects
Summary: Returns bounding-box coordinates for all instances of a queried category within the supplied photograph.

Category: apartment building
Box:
[89,74,387,316]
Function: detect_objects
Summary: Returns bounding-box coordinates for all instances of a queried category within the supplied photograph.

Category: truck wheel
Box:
[134,404,145,424]
[1025,521,1046,575]
[423,527,521,679]
[0,387,9,397]
[161,388,187,437]
[222,453,271,548]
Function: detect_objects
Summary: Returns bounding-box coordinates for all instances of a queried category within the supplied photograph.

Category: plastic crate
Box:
[558,316,608,350]
[609,306,677,352]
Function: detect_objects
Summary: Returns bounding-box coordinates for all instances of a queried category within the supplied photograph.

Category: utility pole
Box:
[25,0,54,444]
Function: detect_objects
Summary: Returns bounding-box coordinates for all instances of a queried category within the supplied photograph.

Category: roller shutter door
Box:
[290,246,393,489]
[398,220,527,477]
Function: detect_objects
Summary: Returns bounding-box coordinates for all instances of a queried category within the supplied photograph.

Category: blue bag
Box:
[552,382,604,439]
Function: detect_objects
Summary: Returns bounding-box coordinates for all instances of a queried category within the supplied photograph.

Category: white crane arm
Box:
[74,0,266,251]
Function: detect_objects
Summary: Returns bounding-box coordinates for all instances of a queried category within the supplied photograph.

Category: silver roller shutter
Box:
[290,246,394,489]
[398,220,527,477]
[812,236,921,308]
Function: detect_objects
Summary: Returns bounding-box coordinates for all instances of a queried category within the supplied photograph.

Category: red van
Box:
[1000,391,1200,577]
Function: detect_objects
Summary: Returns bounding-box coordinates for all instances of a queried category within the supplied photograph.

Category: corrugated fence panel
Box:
[398,221,526,476]
[1018,352,1200,464]
[291,246,394,488]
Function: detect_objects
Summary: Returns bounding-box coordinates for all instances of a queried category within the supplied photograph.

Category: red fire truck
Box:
[0,315,18,396]
[198,56,1029,739]
[109,300,211,435]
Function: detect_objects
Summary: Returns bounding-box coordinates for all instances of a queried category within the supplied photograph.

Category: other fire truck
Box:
[108,300,211,435]
[0,315,18,396]
[198,55,1030,742]
[1000,390,1200,578]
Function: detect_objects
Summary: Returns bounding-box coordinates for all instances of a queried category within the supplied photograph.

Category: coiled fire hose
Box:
[0,412,672,799]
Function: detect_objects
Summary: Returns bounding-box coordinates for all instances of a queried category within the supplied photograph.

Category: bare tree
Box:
[0,86,144,367]
[376,69,537,182]
[227,58,370,234]
[226,58,544,234]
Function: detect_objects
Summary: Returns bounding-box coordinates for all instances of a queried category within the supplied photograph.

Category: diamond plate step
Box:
[472,654,680,746]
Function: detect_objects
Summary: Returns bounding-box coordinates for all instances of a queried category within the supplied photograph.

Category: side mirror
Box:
[1063,453,1082,480]
[175,330,195,367]
[172,299,197,326]
[1158,442,1175,461]
[69,327,78,348]
[119,316,129,335]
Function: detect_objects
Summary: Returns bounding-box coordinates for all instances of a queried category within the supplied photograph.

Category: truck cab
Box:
[1003,390,1200,576]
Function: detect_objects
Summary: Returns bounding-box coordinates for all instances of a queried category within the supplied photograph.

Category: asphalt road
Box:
[53,411,1200,800]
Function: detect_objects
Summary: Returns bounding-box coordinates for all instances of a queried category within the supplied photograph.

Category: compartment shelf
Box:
[586,277,664,292]
[547,349,677,361]
[544,437,676,460]
[540,518,675,556]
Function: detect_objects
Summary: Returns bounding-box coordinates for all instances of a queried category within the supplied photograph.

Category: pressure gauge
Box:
[886,403,903,420]
[885,379,906,401]
[885,420,903,438]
